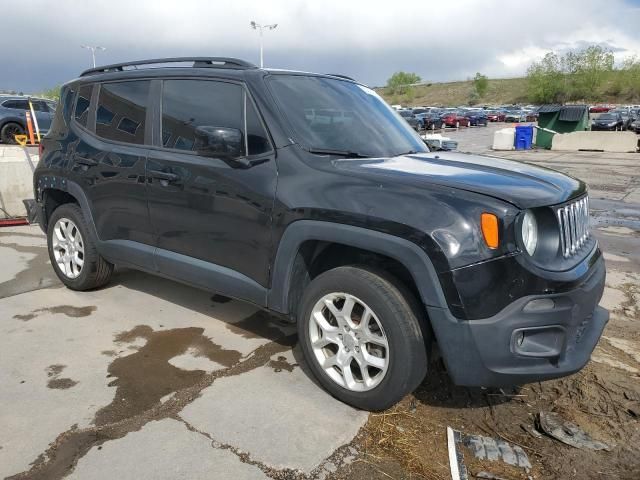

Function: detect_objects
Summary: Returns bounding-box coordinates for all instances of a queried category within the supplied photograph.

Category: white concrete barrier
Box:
[551,131,639,153]
[0,146,38,218]
[492,128,515,150]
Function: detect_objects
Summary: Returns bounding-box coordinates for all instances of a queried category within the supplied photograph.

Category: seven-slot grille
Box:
[556,196,590,258]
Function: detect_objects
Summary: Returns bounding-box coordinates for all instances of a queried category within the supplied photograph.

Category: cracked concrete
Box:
[0,226,367,480]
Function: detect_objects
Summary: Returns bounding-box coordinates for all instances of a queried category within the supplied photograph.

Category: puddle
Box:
[45,364,78,390]
[267,355,298,373]
[95,325,242,425]
[14,305,96,321]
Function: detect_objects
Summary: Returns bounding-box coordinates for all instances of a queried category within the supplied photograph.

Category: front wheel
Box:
[298,266,429,411]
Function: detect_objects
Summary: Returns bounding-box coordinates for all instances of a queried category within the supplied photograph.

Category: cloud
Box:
[2,0,639,92]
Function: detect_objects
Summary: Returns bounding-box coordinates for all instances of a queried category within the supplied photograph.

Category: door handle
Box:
[75,157,98,167]
[148,170,180,184]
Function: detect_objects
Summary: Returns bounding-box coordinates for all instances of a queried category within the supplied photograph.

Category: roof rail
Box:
[80,57,257,77]
[326,74,356,82]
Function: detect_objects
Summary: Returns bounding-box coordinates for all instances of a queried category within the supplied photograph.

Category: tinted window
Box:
[63,88,75,120]
[2,100,29,110]
[32,101,48,112]
[246,96,271,155]
[75,85,93,126]
[161,80,243,155]
[96,81,150,145]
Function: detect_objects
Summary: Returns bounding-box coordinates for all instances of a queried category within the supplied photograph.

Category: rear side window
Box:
[74,85,93,127]
[161,79,243,153]
[96,81,150,145]
[2,100,29,110]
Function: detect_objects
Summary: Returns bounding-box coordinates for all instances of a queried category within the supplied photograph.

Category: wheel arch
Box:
[267,220,449,319]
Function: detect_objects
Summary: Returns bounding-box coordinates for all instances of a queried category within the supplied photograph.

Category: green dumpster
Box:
[536,105,589,149]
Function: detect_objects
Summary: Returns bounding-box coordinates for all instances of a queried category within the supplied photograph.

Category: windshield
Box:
[598,114,615,120]
[268,75,427,157]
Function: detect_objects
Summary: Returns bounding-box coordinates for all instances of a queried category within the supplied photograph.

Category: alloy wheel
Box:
[51,218,85,279]
[309,292,389,392]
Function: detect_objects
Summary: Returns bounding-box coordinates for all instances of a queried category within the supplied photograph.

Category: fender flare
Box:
[267,220,449,314]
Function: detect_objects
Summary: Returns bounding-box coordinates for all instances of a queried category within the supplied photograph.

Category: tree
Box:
[569,45,614,100]
[38,85,61,101]
[386,71,421,95]
[526,52,564,103]
[472,72,488,98]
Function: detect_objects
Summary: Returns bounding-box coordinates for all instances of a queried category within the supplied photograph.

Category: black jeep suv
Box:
[32,57,608,410]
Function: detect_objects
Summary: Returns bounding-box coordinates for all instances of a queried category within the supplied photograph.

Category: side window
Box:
[96,81,150,145]
[246,96,272,156]
[74,85,93,127]
[32,101,48,112]
[161,80,244,157]
[2,100,29,110]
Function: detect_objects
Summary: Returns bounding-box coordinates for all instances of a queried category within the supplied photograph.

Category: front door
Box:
[146,78,277,288]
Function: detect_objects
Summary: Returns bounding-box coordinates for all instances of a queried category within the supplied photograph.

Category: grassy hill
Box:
[376,77,529,107]
[376,73,640,107]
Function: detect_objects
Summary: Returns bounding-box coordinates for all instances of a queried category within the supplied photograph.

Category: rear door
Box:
[146,78,277,289]
[67,80,155,258]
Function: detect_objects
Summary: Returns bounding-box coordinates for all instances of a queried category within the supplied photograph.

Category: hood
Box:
[334,152,586,209]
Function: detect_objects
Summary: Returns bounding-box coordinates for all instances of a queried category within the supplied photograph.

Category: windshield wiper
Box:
[307,148,370,159]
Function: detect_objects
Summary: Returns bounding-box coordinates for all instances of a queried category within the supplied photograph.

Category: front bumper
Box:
[429,254,608,386]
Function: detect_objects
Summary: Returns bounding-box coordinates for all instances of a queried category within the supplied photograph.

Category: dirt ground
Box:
[336,126,640,480]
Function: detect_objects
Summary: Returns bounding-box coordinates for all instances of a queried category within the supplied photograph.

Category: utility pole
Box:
[249,21,278,68]
[81,45,106,68]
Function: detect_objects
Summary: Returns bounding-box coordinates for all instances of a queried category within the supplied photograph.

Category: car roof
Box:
[70,57,360,87]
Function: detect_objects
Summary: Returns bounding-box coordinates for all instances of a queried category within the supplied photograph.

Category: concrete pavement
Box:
[0,226,368,479]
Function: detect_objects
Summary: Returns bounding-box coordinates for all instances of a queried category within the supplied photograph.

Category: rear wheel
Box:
[47,203,113,290]
[298,266,428,411]
[1,122,24,144]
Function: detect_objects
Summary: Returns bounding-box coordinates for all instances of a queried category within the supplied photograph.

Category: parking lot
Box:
[1,124,640,479]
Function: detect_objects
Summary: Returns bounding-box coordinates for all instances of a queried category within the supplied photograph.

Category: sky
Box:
[1,0,640,93]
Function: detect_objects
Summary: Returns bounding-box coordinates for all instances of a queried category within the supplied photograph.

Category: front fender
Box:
[267,220,449,314]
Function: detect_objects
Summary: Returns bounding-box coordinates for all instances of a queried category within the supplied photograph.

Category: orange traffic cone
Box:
[25,111,36,145]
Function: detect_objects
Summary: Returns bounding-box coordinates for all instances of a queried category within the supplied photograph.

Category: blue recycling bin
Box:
[514,125,534,150]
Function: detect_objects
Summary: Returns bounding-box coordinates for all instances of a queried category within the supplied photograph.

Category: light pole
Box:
[250,21,277,68]
[81,45,106,68]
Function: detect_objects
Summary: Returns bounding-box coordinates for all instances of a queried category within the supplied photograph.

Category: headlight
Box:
[521,210,538,255]
[608,122,616,127]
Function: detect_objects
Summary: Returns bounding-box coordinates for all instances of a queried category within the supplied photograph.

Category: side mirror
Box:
[194,126,245,159]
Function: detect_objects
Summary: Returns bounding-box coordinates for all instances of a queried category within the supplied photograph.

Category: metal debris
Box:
[447,426,532,480]
[537,411,612,451]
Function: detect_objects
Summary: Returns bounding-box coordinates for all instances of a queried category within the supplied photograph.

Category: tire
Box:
[1,122,25,144]
[297,266,429,411]
[47,203,113,290]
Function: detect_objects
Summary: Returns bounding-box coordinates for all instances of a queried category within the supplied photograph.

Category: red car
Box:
[589,105,610,113]
[441,111,470,127]
[486,110,506,122]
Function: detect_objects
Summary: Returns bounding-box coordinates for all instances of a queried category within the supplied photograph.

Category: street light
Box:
[81,45,106,68]
[249,21,277,68]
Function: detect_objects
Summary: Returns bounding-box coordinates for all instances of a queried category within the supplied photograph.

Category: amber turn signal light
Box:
[481,213,499,249]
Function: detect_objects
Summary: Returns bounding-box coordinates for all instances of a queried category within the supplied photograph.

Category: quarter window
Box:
[74,85,93,127]
[96,81,150,145]
[161,80,243,156]
[246,97,272,155]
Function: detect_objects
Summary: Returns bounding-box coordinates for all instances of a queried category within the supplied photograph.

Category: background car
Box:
[486,110,506,122]
[590,105,611,113]
[415,112,444,130]
[398,109,420,130]
[464,111,488,126]
[504,109,528,122]
[0,96,56,143]
[609,109,632,130]
[591,112,625,131]
[441,110,469,127]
